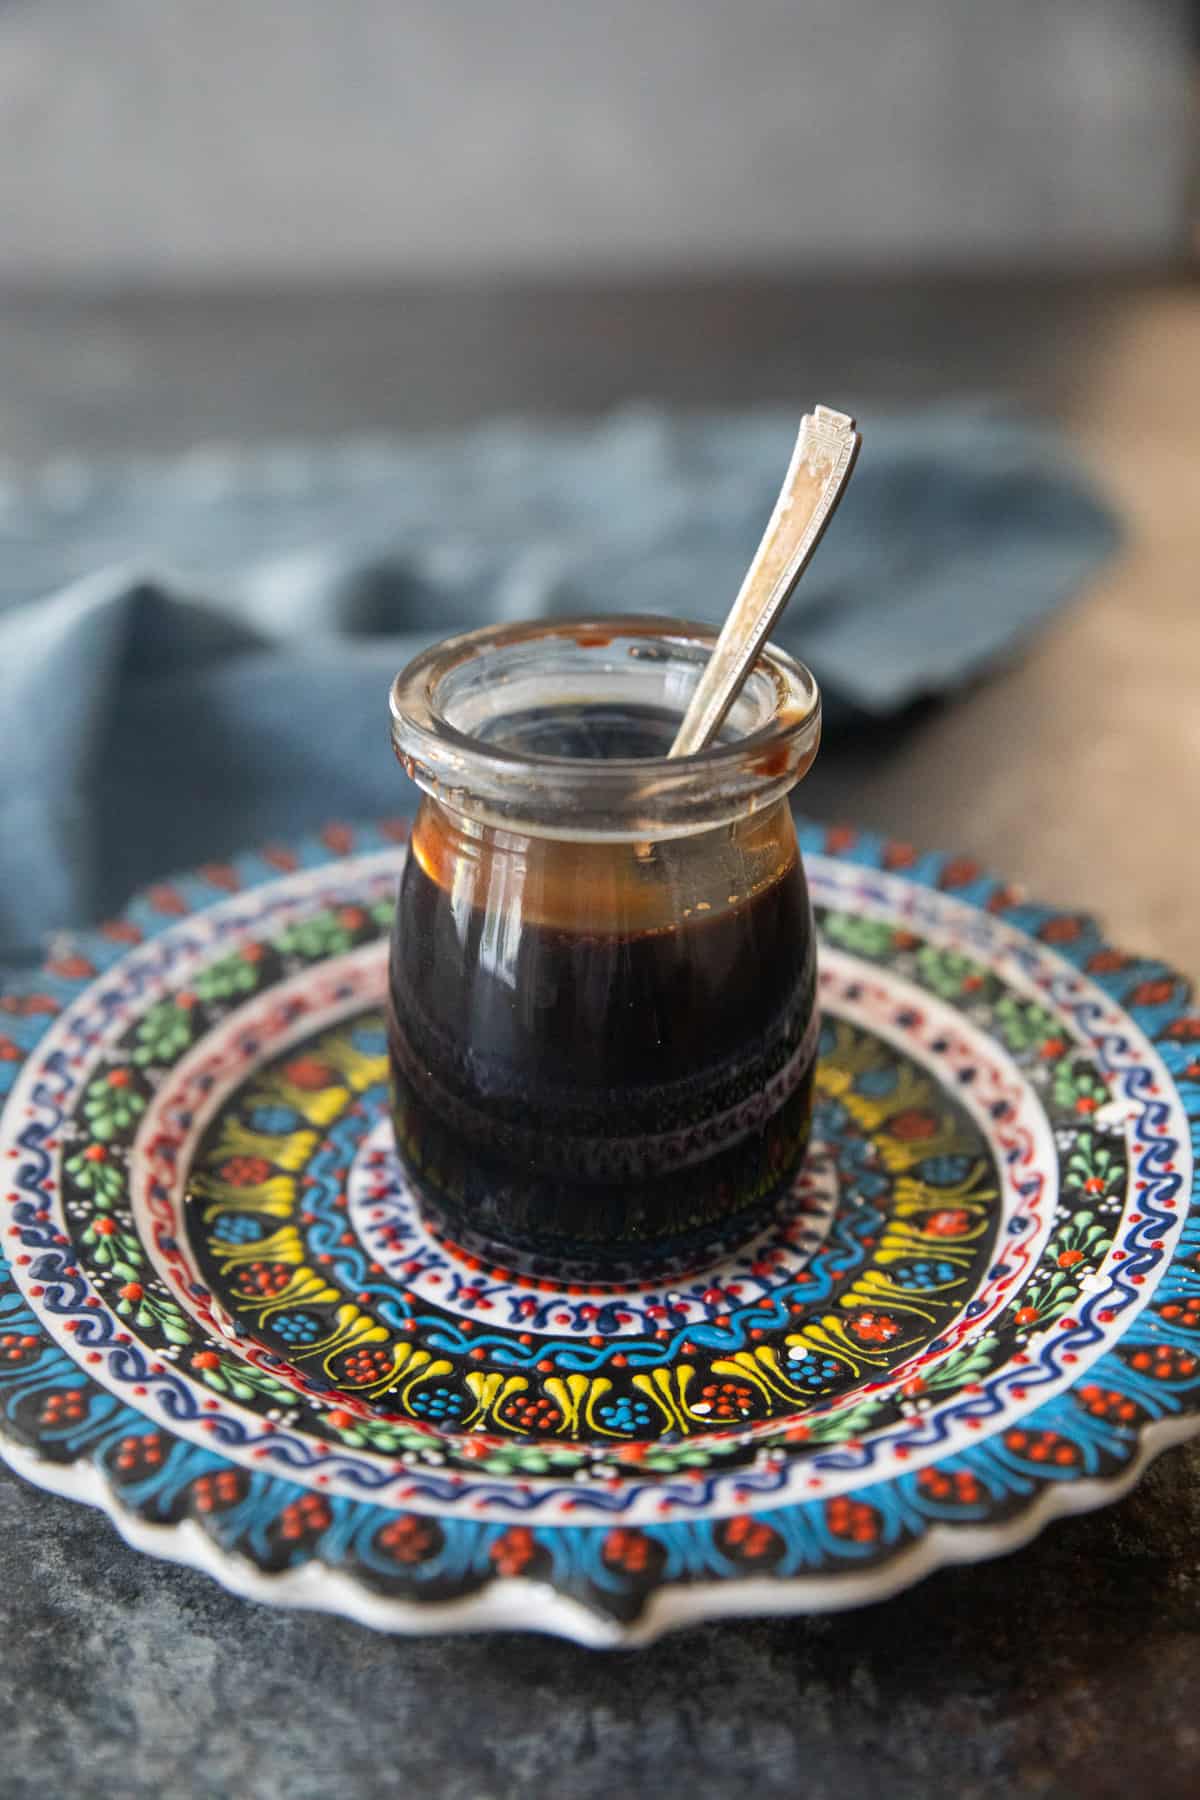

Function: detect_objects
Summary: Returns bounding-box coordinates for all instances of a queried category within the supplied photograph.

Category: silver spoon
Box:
[669,405,861,757]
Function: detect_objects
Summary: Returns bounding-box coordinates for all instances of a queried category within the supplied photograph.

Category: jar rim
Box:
[389,615,821,840]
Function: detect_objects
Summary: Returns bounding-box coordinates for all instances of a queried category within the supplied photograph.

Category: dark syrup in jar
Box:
[387,706,818,1272]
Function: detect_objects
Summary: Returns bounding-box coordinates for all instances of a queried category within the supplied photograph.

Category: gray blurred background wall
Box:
[0,0,1194,285]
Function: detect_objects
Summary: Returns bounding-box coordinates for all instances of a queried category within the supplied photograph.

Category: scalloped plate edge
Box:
[4,1411,1198,1648]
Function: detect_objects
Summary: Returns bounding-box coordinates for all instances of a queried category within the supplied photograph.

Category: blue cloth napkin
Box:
[0,408,1117,963]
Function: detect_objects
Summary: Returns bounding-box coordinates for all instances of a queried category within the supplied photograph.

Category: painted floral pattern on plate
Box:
[0,819,1197,1645]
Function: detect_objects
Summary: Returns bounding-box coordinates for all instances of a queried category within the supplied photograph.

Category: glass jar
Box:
[387,616,822,1275]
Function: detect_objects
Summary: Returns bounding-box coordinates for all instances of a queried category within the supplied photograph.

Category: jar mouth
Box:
[389,615,821,840]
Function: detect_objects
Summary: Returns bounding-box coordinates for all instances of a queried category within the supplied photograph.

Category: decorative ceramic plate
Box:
[1,820,1197,1646]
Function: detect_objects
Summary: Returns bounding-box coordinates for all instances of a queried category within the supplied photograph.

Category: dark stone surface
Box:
[2,1447,1198,1800]
[1,274,1198,1798]
[0,274,1139,464]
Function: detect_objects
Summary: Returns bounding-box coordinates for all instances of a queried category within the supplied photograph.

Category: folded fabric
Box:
[0,408,1118,963]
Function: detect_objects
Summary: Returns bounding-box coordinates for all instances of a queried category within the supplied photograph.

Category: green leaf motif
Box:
[1051,1057,1108,1114]
[81,1222,145,1274]
[920,1334,999,1396]
[193,953,261,1003]
[477,1441,585,1477]
[116,1287,192,1346]
[192,1356,298,1407]
[635,1442,726,1472]
[64,1150,126,1203]
[274,914,356,960]
[992,994,1066,1057]
[914,946,985,1001]
[82,1076,147,1141]
[1064,1134,1122,1198]
[132,999,195,1067]
[327,1415,445,1455]
[820,912,901,960]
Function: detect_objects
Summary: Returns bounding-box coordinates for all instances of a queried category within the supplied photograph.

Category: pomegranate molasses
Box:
[387,619,823,1272]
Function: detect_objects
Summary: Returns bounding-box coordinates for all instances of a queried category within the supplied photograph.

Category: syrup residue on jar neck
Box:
[410,796,799,937]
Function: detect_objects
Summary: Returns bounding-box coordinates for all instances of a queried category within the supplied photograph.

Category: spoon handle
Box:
[668,406,860,758]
